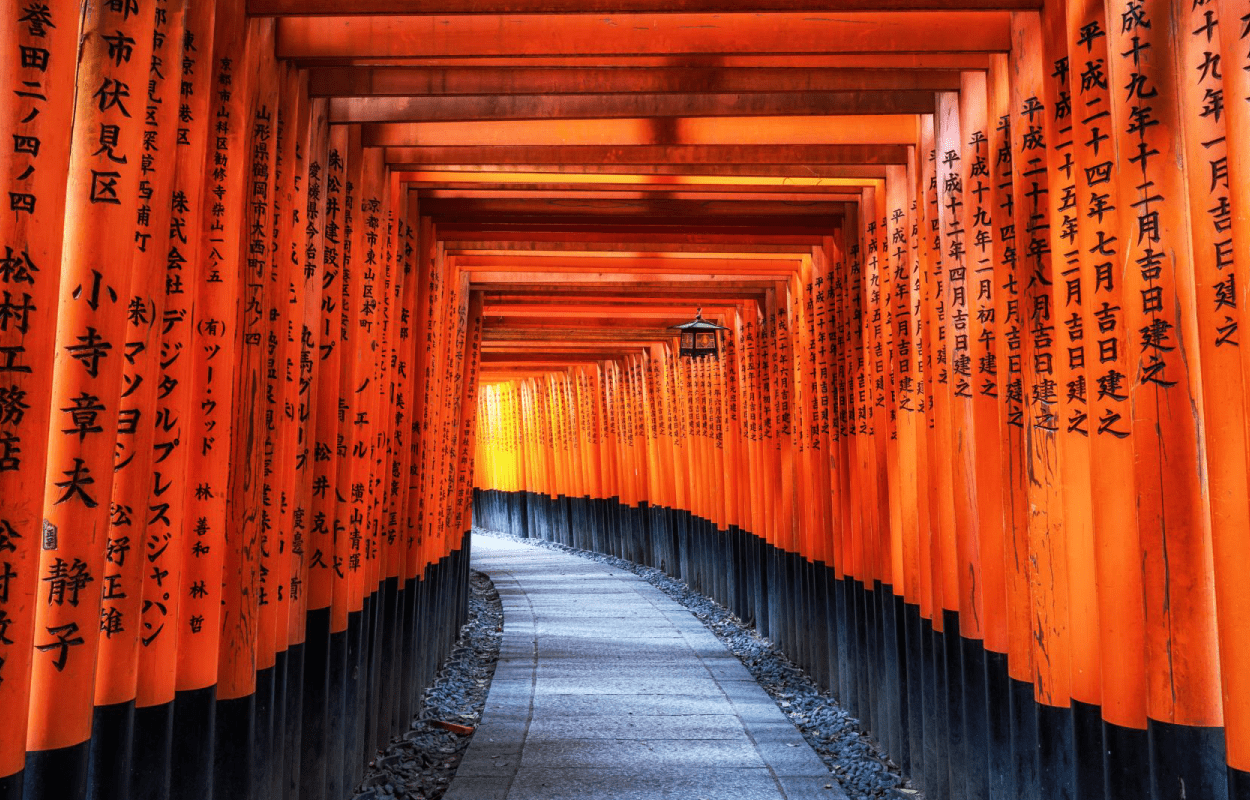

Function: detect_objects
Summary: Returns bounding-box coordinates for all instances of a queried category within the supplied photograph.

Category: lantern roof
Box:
[669,309,729,333]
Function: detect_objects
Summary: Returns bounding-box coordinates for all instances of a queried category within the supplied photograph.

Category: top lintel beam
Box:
[275,12,1012,59]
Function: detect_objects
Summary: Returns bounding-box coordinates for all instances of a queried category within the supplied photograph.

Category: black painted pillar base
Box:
[23,741,90,800]
[87,700,134,800]
[170,685,215,800]
[1148,719,1226,800]
[131,701,175,800]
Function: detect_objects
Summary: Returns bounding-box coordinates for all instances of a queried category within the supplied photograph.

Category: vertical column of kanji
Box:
[915,112,948,796]
[933,96,966,644]
[1008,15,1071,794]
[212,19,274,800]
[914,120,941,640]
[456,290,483,545]
[1060,7,1147,796]
[809,250,834,583]
[824,236,849,625]
[868,180,900,764]
[837,210,867,721]
[445,272,470,556]
[859,192,885,745]
[876,193,895,600]
[407,216,437,588]
[363,146,387,770]
[932,91,971,800]
[373,179,402,706]
[89,3,186,799]
[854,203,879,598]
[838,212,861,596]
[340,145,378,766]
[24,2,154,796]
[171,0,251,792]
[1104,2,1227,793]
[884,163,915,778]
[355,151,384,620]
[984,52,1031,799]
[898,150,928,778]
[1215,0,1250,790]
[154,6,215,800]
[786,269,810,569]
[1037,16,1104,790]
[266,65,308,800]
[883,171,911,603]
[952,81,995,658]
[952,71,994,800]
[304,121,345,800]
[392,201,422,725]
[286,94,325,800]
[1178,2,1250,792]
[331,125,366,786]
[0,3,78,795]
[960,63,1011,717]
[383,184,416,734]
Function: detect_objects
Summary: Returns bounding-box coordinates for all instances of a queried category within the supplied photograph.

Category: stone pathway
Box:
[445,534,848,800]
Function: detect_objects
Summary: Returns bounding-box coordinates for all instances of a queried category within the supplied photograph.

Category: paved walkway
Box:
[446,534,847,800]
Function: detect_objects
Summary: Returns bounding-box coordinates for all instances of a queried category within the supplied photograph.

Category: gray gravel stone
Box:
[349,570,504,800]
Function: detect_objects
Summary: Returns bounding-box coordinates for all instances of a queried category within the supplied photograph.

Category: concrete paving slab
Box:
[449,534,848,800]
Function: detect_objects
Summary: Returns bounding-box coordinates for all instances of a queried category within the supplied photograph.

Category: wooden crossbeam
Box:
[309,66,964,96]
[276,12,1011,59]
[254,0,1037,15]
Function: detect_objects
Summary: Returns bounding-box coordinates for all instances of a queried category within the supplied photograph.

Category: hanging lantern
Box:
[670,308,729,359]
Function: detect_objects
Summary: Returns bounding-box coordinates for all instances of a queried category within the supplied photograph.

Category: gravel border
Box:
[351,570,504,800]
[472,527,923,800]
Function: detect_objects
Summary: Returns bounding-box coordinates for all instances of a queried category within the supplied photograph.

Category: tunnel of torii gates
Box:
[5,0,1250,799]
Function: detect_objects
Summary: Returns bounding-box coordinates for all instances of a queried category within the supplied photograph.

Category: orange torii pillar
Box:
[0,1,79,798]
[24,2,156,797]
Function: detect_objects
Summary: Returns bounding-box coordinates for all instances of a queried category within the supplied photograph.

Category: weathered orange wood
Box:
[254,0,1039,14]
[1104,0,1223,730]
[914,119,944,622]
[138,0,218,712]
[1214,0,1250,771]
[984,52,1029,674]
[1059,0,1144,733]
[0,0,79,775]
[288,53,992,70]
[96,0,188,711]
[1008,11,1072,706]
[899,152,926,608]
[264,63,310,665]
[27,0,156,752]
[1174,0,1250,741]
[309,66,964,97]
[824,235,851,583]
[934,91,972,625]
[176,0,254,697]
[383,181,418,576]
[405,215,436,582]
[916,113,943,626]
[959,71,1004,646]
[289,96,330,650]
[277,12,1009,60]
[843,208,868,586]
[218,17,277,702]
[884,165,914,600]
[364,116,920,149]
[332,92,934,125]
[335,124,367,617]
[864,186,892,587]
[309,123,347,629]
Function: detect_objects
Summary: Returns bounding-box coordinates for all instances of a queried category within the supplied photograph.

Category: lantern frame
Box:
[669,309,730,359]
